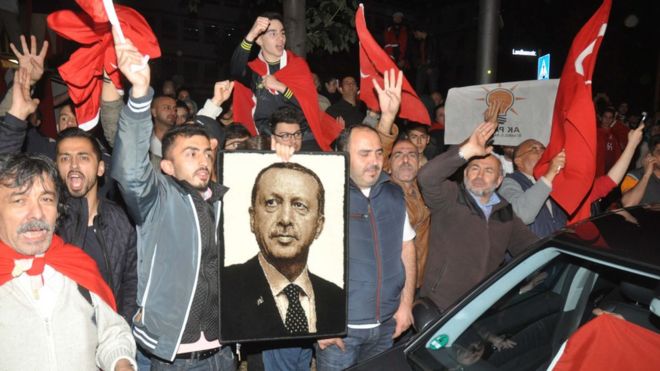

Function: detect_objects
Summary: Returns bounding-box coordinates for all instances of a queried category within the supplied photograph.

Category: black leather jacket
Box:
[58,197,138,322]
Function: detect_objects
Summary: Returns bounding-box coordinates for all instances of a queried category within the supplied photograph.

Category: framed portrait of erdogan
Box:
[219,151,348,342]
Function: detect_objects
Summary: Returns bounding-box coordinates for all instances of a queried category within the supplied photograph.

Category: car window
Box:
[407,252,660,370]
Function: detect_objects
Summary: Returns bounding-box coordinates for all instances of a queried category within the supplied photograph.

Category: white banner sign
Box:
[445,79,559,146]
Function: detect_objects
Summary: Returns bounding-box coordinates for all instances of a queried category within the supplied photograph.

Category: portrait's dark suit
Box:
[221,255,346,341]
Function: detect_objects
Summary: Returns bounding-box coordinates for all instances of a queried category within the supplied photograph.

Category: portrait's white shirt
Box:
[258,252,318,333]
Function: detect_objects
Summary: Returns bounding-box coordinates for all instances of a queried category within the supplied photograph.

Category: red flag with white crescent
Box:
[355,4,430,125]
[533,0,611,220]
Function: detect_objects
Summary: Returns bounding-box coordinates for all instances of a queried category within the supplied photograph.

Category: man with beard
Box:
[0,151,136,370]
[111,39,235,368]
[222,162,344,341]
[417,120,537,311]
[54,128,138,322]
[315,70,416,371]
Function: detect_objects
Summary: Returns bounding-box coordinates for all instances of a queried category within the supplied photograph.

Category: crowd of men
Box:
[0,8,659,371]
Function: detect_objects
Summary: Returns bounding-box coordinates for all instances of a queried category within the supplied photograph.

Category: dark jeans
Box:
[262,346,313,371]
[315,318,396,371]
[150,346,236,371]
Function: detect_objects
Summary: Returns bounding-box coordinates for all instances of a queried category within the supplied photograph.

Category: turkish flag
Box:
[533,0,611,220]
[47,0,160,130]
[550,314,660,371]
[355,4,430,125]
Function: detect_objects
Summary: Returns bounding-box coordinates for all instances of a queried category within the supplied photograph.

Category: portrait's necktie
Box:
[283,283,309,334]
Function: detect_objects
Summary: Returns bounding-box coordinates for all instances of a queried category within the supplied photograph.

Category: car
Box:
[350,205,660,370]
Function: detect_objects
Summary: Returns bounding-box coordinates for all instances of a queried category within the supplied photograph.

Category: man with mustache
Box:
[315,70,416,370]
[417,118,538,311]
[0,35,138,323]
[0,151,136,370]
[110,39,236,368]
[222,162,344,342]
[376,90,430,289]
[54,128,138,322]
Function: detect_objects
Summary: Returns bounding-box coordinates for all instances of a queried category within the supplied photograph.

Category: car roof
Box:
[546,204,660,274]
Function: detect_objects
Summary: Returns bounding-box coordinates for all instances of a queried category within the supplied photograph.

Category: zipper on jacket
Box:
[367,201,382,322]
[44,317,57,368]
[171,195,203,361]
[430,261,448,293]
[94,215,115,293]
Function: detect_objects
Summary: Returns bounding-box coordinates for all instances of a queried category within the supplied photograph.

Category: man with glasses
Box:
[498,139,566,238]
[270,107,304,153]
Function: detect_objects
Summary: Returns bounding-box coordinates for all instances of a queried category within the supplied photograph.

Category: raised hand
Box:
[211,80,235,106]
[373,68,402,124]
[627,123,645,149]
[460,121,498,159]
[8,67,40,120]
[114,28,150,98]
[246,16,270,42]
[483,100,504,124]
[10,35,49,85]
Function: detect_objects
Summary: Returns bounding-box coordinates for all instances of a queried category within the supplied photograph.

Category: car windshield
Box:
[407,252,660,370]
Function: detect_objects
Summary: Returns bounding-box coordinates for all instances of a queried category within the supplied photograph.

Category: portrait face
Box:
[250,167,324,268]
[463,155,503,198]
[57,105,77,133]
[256,19,286,61]
[272,122,302,152]
[56,137,104,198]
[175,106,189,125]
[348,128,383,189]
[151,97,176,127]
[407,128,430,154]
[161,135,214,191]
[390,140,419,183]
[514,139,545,174]
[0,175,58,256]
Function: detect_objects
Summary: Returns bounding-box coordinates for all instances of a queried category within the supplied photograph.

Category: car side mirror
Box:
[412,296,442,333]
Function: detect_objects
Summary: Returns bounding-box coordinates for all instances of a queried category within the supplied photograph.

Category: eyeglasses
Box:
[272,130,303,141]
[516,145,545,158]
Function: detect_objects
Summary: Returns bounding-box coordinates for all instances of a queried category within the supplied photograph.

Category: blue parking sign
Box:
[537,54,550,80]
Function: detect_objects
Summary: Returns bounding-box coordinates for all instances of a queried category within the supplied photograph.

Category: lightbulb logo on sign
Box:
[477,84,526,123]
[477,84,526,139]
[444,79,558,146]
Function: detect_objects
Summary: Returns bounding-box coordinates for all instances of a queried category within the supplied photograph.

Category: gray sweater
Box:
[0,271,135,370]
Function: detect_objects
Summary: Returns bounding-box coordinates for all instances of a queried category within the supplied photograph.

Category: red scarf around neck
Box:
[0,234,116,310]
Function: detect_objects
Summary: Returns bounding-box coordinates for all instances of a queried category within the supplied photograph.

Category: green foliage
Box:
[305,0,358,54]
[254,0,358,54]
